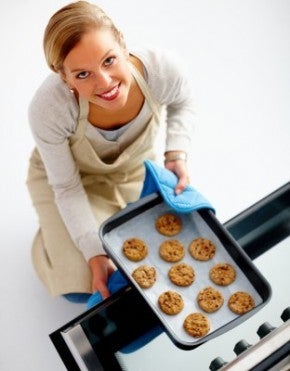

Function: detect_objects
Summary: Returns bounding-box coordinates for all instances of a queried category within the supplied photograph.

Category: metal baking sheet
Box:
[99,193,271,349]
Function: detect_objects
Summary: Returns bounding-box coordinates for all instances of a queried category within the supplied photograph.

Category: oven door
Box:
[50,182,290,371]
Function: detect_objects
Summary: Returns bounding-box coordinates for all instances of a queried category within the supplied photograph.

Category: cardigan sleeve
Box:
[133,48,196,154]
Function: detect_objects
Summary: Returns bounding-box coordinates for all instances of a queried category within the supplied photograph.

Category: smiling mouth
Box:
[97,84,120,101]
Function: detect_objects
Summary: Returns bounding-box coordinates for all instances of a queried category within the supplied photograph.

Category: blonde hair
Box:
[43,1,125,72]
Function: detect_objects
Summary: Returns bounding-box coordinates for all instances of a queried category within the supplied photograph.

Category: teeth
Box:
[101,85,118,98]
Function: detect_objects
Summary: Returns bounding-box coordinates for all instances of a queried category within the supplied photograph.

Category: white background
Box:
[0,1,289,370]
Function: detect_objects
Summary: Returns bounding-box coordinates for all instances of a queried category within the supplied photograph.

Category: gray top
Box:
[28,48,196,260]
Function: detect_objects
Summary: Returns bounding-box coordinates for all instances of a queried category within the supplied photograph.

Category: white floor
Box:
[0,1,289,370]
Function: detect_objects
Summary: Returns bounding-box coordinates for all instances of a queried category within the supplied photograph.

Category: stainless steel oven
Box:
[50,182,290,371]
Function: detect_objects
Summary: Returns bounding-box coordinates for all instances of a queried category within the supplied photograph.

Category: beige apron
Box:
[26,65,162,296]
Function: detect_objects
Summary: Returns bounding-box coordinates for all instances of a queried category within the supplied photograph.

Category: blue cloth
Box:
[64,292,91,304]
[87,270,129,309]
[140,159,215,213]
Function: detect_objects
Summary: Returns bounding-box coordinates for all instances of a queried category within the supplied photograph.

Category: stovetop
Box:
[50,182,290,371]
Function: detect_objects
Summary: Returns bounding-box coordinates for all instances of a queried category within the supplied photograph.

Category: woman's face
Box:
[62,28,131,111]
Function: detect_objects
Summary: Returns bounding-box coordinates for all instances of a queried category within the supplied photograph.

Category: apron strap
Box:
[128,62,160,118]
[73,98,89,140]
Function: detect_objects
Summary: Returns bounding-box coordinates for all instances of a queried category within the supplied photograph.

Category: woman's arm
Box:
[136,48,196,193]
[28,74,105,262]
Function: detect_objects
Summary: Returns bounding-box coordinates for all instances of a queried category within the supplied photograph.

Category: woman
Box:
[26,1,195,302]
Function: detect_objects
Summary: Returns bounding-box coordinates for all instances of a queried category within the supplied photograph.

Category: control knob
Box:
[281,307,290,322]
[209,356,228,370]
[233,339,252,355]
[257,321,276,339]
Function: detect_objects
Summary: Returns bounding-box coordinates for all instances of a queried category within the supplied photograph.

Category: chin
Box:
[104,96,128,111]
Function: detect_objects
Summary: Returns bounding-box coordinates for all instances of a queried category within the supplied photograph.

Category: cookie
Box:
[122,238,148,261]
[209,262,236,286]
[189,238,216,261]
[168,263,195,287]
[183,312,210,338]
[228,291,255,315]
[155,213,182,236]
[159,239,185,262]
[197,286,224,313]
[158,290,184,315]
[132,265,157,288]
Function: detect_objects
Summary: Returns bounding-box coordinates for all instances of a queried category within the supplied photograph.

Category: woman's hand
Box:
[88,255,115,299]
[164,152,190,195]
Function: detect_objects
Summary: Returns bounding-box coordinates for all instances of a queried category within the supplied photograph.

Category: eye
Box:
[76,71,90,79]
[104,56,115,67]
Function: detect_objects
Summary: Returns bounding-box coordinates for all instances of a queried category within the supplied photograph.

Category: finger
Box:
[175,176,188,194]
[99,288,110,300]
[107,262,116,277]
[95,282,110,299]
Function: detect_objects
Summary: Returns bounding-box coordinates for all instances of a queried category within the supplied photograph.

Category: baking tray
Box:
[99,193,271,349]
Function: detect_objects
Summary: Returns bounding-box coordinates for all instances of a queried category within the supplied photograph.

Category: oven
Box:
[50,182,290,371]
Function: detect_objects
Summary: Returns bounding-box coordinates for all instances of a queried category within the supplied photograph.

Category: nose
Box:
[94,70,111,89]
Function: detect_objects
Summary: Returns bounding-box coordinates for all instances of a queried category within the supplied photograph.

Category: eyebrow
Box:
[70,49,114,73]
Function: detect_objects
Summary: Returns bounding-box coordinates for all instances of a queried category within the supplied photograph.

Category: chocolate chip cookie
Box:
[122,238,148,262]
[158,290,184,315]
[197,286,224,313]
[183,312,210,338]
[155,213,182,236]
[228,291,255,315]
[159,239,185,262]
[209,262,236,286]
[132,265,157,288]
[168,263,195,287]
[189,237,216,261]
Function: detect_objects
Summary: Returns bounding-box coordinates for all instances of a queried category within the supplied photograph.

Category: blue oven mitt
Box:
[87,270,129,309]
[140,159,215,213]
